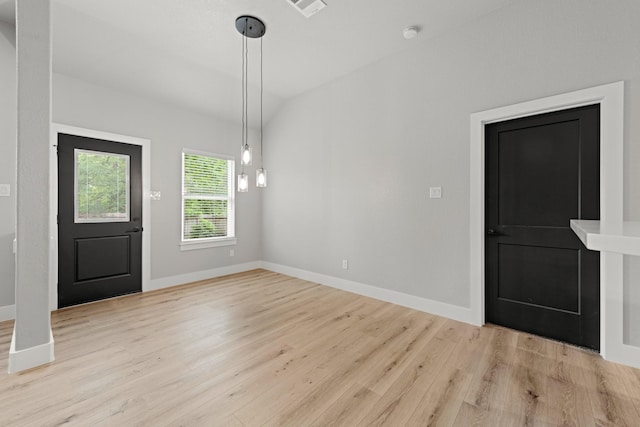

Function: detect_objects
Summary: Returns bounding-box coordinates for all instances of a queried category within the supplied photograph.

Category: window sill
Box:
[180,237,237,251]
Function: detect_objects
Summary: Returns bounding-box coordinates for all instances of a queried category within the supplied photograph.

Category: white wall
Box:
[53,74,262,282]
[262,0,640,345]
[0,21,15,310]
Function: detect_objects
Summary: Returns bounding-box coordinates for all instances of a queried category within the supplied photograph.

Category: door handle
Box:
[487,228,503,236]
[126,227,143,233]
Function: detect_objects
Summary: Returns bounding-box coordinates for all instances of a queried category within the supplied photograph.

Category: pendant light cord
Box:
[260,36,264,167]
[244,21,249,155]
[241,24,246,173]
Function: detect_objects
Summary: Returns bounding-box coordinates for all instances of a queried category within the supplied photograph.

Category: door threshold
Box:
[485,323,600,355]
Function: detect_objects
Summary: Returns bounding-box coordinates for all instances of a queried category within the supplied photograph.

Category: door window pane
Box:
[75,149,130,223]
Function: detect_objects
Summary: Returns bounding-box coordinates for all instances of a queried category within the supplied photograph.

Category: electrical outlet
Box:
[429,187,442,199]
[342,259,349,270]
[230,249,235,257]
[0,184,10,197]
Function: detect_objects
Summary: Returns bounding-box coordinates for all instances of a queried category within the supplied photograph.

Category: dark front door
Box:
[485,104,600,350]
[58,133,143,308]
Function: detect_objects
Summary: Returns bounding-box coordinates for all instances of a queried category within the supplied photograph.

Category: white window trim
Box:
[180,149,236,251]
[180,237,237,251]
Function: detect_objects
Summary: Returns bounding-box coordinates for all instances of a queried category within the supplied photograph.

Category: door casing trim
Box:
[50,124,151,310]
[469,81,640,366]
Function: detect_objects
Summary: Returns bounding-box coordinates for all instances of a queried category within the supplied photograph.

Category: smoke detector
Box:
[288,0,327,18]
[403,26,419,40]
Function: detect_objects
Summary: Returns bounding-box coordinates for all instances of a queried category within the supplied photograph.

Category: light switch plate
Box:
[429,187,442,199]
[0,184,10,197]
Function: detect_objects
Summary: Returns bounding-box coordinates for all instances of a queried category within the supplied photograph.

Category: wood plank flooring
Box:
[1,269,639,426]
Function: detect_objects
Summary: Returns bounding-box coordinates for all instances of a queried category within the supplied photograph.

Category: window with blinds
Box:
[181,151,235,245]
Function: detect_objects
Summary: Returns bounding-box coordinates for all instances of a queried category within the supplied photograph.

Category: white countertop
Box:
[570,220,640,256]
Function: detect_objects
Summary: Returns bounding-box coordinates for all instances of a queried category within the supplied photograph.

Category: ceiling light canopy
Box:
[235,15,266,38]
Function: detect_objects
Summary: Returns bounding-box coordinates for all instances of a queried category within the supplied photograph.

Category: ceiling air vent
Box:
[288,0,327,18]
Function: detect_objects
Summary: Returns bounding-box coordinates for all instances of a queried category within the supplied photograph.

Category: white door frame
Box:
[49,124,151,310]
[468,81,639,366]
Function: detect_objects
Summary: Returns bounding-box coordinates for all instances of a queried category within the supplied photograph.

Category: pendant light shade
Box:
[256,168,267,187]
[238,172,249,192]
[241,144,252,166]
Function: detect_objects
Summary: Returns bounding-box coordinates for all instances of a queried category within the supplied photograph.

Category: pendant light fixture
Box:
[238,172,249,192]
[256,31,267,188]
[236,15,267,192]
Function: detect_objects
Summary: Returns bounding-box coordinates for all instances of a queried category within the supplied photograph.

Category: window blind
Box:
[182,152,235,241]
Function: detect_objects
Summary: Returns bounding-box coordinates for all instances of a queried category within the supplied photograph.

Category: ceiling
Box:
[1,0,519,123]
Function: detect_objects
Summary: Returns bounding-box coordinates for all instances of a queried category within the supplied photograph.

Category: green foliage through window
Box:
[76,150,129,221]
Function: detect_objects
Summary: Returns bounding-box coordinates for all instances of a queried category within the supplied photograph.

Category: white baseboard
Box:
[8,328,55,374]
[147,261,262,292]
[0,304,16,322]
[607,343,640,370]
[261,262,476,325]
[259,263,640,368]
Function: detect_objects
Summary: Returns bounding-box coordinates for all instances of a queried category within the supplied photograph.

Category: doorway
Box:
[469,82,630,364]
[484,105,600,350]
[57,133,143,307]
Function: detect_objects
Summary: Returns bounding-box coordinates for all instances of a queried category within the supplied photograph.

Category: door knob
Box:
[487,228,503,236]
[126,227,143,233]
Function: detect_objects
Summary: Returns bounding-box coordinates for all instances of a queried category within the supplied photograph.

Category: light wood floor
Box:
[1,270,640,426]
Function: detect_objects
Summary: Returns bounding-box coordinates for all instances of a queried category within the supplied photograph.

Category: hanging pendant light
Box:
[238,172,249,192]
[256,168,267,187]
[241,145,252,166]
[236,15,266,192]
[256,33,267,188]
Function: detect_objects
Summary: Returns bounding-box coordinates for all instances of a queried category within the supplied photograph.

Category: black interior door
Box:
[58,133,142,308]
[485,105,600,350]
